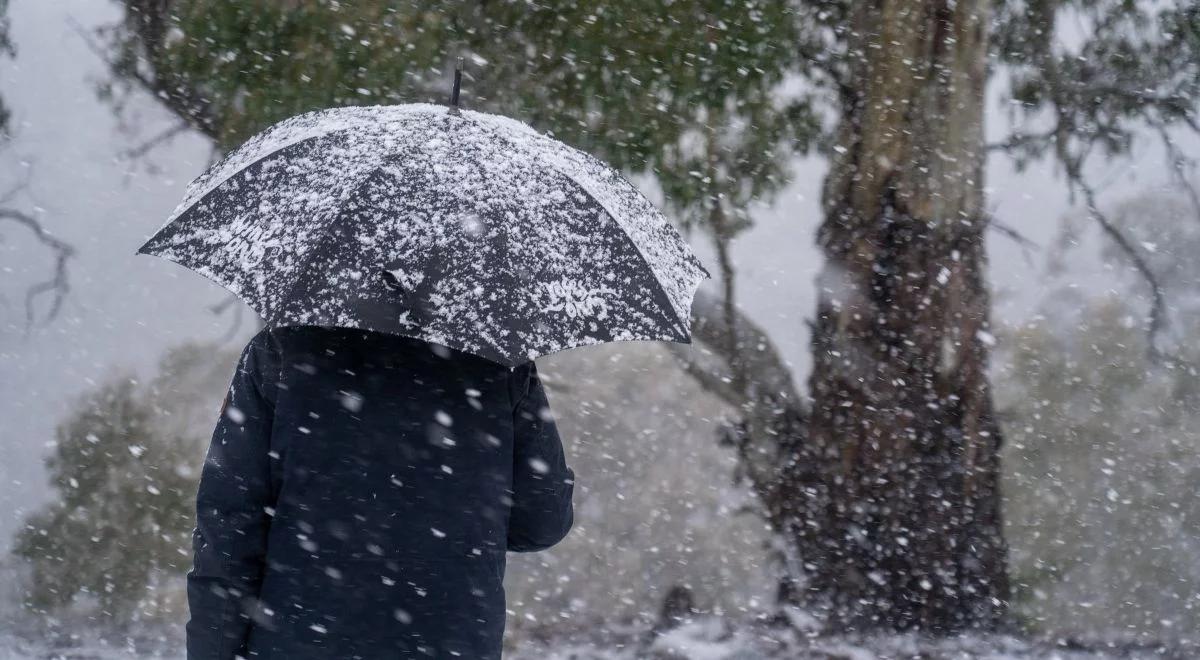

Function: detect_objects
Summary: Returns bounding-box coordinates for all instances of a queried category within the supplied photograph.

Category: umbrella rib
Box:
[142,132,357,252]
[265,160,398,326]
[155,113,431,237]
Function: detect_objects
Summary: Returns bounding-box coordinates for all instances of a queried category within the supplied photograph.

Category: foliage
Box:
[100,2,447,147]
[13,343,238,627]
[997,192,1200,638]
[98,0,819,237]
[994,0,1200,169]
[1000,298,1200,638]
[94,0,1200,324]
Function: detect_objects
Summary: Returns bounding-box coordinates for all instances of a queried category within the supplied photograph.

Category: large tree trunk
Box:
[690,0,1009,613]
[789,0,1007,632]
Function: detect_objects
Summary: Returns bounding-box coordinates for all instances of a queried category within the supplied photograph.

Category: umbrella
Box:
[138,86,708,366]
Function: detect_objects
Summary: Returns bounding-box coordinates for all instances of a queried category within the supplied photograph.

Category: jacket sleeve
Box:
[187,330,281,660]
[507,362,575,553]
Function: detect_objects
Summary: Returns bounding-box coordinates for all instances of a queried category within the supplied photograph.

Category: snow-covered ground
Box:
[0,618,1191,660]
[509,619,1195,660]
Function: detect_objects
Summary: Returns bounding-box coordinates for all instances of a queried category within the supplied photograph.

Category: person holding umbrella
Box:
[141,88,706,658]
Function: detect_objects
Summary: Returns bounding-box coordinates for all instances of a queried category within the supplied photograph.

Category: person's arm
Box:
[186,330,280,660]
[507,362,575,552]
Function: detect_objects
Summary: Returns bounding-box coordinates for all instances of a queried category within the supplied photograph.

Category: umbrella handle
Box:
[449,58,464,113]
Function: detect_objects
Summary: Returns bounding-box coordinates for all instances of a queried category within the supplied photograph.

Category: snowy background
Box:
[1,0,1198,657]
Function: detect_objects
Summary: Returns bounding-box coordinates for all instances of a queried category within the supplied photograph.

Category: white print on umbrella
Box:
[541,279,612,320]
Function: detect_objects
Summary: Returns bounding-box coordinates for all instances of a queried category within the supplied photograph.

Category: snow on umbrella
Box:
[137,102,708,366]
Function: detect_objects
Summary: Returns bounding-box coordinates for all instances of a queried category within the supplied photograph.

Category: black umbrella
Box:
[139,98,707,366]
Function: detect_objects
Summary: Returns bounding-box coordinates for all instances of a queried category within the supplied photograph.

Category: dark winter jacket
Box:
[186,326,574,659]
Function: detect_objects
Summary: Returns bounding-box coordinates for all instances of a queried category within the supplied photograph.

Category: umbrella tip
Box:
[448,57,464,115]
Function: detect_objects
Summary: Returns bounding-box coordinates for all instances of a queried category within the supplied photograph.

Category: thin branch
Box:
[1078,182,1169,357]
[1031,9,1172,362]
[987,128,1056,153]
[67,17,218,142]
[705,121,746,395]
[687,289,802,407]
[1178,111,1200,136]
[0,167,27,204]
[1055,141,1177,363]
[121,121,190,160]
[68,18,156,94]
[985,213,1040,265]
[1148,117,1200,225]
[208,292,263,344]
[0,207,75,329]
[206,292,240,316]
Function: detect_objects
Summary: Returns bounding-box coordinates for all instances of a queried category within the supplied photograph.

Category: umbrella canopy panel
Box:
[140,106,706,365]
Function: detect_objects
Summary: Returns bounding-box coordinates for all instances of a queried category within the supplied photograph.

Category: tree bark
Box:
[781,0,1008,632]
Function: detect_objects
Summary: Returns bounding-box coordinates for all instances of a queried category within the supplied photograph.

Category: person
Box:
[185,326,575,659]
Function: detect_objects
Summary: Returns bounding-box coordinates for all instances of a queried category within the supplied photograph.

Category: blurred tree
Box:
[15,378,192,625]
[14,344,237,629]
[993,0,1200,355]
[1000,298,1200,638]
[91,0,1199,635]
[998,191,1200,637]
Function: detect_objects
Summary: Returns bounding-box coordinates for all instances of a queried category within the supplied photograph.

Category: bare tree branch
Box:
[985,213,1040,265]
[1148,117,1200,225]
[0,207,75,329]
[1027,7,1173,362]
[121,121,191,161]
[704,122,747,395]
[1078,182,1167,346]
[986,128,1056,153]
[207,292,262,343]
[68,16,218,143]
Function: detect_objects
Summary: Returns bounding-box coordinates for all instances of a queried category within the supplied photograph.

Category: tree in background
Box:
[91,0,1200,634]
[1001,299,1200,638]
[998,191,1200,638]
[14,344,238,629]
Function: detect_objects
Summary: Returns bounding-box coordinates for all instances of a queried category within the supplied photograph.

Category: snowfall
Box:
[0,617,1194,660]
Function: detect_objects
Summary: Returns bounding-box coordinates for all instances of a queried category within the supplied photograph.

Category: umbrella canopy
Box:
[138,104,708,366]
